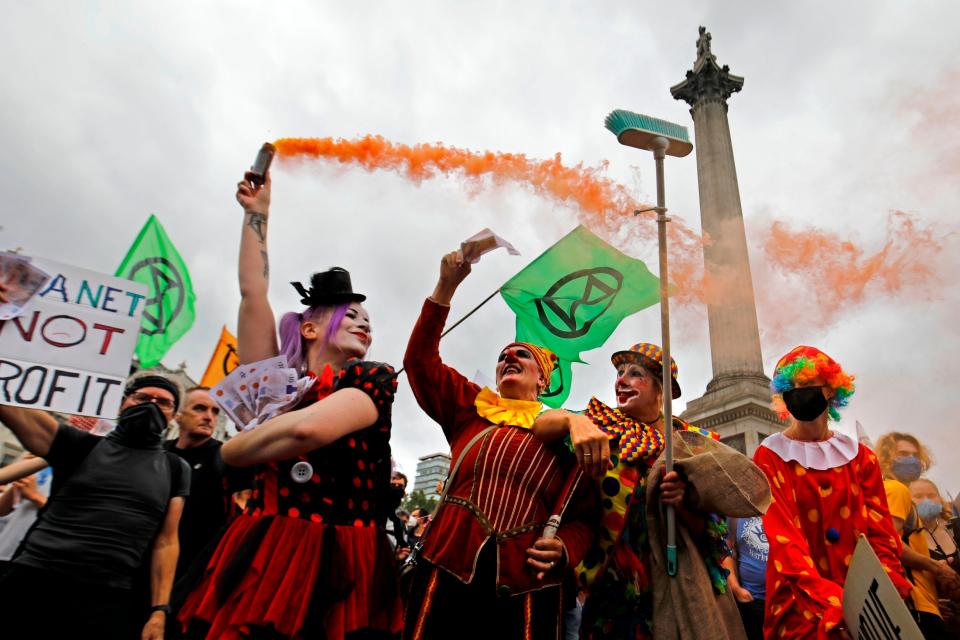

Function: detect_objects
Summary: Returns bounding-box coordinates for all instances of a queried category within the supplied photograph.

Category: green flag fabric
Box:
[116,214,196,367]
[501,225,660,407]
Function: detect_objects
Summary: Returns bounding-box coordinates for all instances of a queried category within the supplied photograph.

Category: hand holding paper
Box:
[460,228,519,264]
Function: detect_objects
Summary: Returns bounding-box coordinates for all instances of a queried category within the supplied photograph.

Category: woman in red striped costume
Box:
[402,250,597,640]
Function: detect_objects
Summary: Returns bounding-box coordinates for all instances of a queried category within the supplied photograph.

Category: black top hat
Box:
[291,267,366,306]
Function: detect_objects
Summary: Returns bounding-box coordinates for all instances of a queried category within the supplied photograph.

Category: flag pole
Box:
[439,289,501,340]
[394,288,500,376]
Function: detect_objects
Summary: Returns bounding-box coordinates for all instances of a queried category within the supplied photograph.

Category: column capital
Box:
[670,26,744,110]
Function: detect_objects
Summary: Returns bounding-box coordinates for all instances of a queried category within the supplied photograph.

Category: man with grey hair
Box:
[0,373,190,640]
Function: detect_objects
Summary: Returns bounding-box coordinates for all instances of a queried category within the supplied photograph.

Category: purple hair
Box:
[278,303,351,372]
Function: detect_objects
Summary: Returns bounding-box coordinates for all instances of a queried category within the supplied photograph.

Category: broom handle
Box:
[652,137,678,578]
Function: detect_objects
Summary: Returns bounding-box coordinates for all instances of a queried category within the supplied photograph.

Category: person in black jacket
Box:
[0,374,190,640]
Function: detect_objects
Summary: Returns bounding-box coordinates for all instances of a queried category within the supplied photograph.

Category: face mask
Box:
[916,499,942,523]
[891,456,923,483]
[109,402,167,449]
[782,387,828,422]
[407,516,418,530]
[387,484,405,509]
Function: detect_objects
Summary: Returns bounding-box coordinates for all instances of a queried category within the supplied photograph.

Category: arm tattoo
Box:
[260,250,269,278]
[245,212,267,244]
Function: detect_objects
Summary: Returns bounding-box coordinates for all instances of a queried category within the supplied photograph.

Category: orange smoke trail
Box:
[758,211,943,330]
[274,135,705,304]
[274,136,944,327]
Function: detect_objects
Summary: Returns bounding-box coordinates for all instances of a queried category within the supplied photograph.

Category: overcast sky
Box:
[3,2,959,492]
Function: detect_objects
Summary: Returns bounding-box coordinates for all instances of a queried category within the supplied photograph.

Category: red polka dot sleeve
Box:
[858,450,912,599]
[337,359,399,426]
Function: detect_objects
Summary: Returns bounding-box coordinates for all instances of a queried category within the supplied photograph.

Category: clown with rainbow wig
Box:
[753,346,912,639]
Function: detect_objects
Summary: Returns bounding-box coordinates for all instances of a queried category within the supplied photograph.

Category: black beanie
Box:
[124,375,182,412]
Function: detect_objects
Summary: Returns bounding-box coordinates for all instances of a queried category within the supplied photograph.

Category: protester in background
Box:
[0,374,190,640]
[534,343,758,640]
[876,432,959,639]
[724,516,768,640]
[178,169,402,640]
[402,249,596,640]
[384,471,408,550]
[165,386,251,579]
[911,478,960,632]
[754,346,911,639]
[0,454,51,573]
[910,478,960,568]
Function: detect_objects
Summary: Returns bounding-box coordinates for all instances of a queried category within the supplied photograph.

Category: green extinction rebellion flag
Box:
[501,225,660,407]
[116,214,196,367]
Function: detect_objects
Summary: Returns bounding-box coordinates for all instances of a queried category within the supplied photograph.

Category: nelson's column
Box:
[671,26,783,454]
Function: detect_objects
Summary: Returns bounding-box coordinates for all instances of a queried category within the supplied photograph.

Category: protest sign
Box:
[843,535,922,640]
[0,257,147,418]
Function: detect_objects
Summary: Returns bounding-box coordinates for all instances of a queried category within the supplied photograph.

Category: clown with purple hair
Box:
[179,168,403,639]
[753,346,911,639]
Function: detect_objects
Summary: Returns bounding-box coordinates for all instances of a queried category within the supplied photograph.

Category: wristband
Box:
[150,604,172,616]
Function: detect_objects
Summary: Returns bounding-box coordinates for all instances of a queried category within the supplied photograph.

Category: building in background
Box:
[413,452,451,500]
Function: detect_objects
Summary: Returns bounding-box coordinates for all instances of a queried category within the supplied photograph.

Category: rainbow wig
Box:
[770,345,855,422]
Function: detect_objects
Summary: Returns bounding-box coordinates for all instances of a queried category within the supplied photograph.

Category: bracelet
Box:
[150,604,172,616]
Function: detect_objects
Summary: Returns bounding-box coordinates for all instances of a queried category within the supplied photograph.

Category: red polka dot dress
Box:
[753,432,911,639]
[179,360,402,640]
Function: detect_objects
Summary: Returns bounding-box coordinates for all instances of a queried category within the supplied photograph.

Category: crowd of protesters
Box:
[0,167,958,639]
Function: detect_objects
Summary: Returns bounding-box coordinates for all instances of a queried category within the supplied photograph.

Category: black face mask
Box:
[108,402,167,449]
[782,387,828,422]
[387,485,405,510]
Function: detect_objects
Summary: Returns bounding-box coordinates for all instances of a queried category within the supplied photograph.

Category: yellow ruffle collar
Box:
[474,387,542,429]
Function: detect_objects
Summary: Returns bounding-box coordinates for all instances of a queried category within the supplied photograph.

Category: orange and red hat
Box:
[502,342,558,380]
[610,343,681,399]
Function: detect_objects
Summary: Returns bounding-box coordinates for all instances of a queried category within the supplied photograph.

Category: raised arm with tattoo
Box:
[235,170,279,363]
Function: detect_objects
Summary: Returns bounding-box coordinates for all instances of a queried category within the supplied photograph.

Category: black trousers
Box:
[915,610,948,640]
[403,542,564,640]
[0,564,140,639]
[736,599,765,640]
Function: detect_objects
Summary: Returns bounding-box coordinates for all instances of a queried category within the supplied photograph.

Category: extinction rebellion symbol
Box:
[127,257,186,336]
[541,359,566,399]
[222,343,239,377]
[534,267,624,339]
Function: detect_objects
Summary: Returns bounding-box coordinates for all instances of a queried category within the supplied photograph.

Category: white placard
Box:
[0,257,147,417]
[843,535,923,640]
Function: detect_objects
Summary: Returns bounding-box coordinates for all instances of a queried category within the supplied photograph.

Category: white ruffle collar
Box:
[759,431,859,470]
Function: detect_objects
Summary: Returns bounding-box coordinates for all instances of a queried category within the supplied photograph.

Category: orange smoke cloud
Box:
[758,211,943,331]
[274,136,943,328]
[274,135,705,303]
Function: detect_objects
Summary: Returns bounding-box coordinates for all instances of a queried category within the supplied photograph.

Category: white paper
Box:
[460,228,520,264]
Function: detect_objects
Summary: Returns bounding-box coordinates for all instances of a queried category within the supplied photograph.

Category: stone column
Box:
[671,26,765,389]
[671,27,784,455]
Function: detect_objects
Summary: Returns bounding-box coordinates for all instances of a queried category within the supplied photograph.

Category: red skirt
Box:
[178,513,403,639]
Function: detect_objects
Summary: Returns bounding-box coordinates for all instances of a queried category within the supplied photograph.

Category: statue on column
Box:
[696,26,713,62]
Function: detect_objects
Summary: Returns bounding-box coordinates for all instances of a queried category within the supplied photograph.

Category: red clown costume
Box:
[753,346,911,638]
[401,298,596,640]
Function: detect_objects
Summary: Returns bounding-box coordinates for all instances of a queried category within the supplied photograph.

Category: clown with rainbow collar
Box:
[533,342,735,640]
